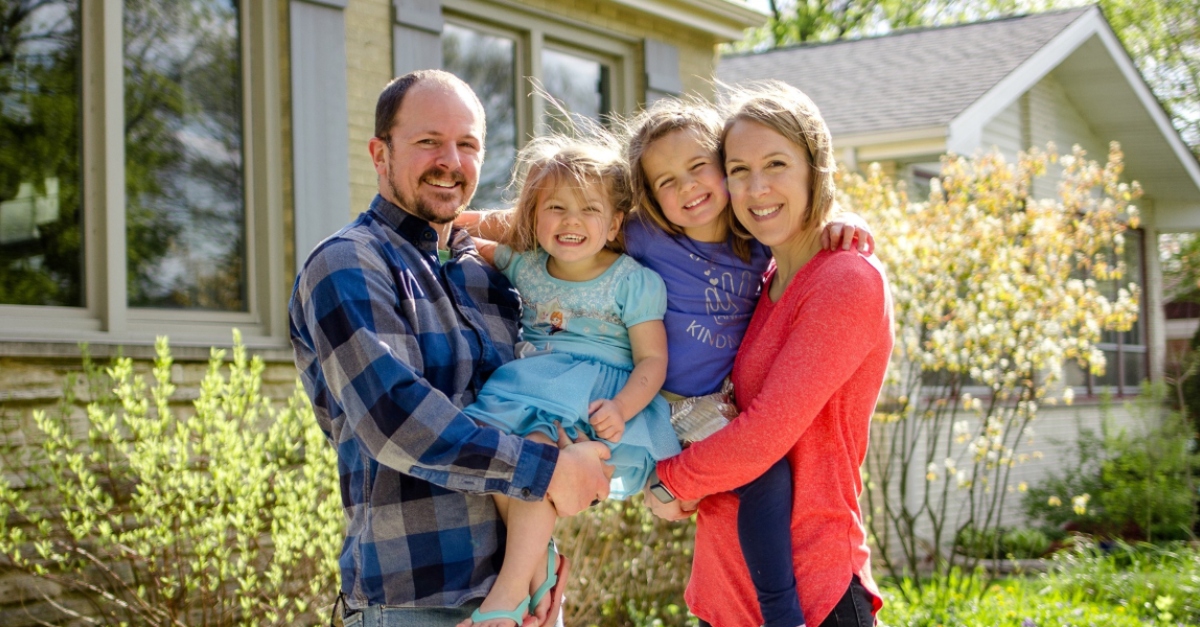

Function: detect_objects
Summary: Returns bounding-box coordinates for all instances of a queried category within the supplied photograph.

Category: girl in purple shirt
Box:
[625,97,872,627]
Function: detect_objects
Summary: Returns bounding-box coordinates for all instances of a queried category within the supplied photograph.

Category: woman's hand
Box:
[588,399,626,442]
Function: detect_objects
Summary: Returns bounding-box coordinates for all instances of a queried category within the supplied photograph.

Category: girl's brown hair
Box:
[720,80,838,233]
[623,97,752,261]
[502,134,632,255]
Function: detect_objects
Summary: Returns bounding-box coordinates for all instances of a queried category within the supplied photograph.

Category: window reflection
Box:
[442,23,516,210]
[124,0,245,310]
[0,1,82,307]
[542,48,609,131]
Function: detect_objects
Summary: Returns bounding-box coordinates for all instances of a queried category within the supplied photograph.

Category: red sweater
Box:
[657,249,893,627]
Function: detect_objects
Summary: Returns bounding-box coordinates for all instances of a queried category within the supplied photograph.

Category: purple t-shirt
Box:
[624,216,771,397]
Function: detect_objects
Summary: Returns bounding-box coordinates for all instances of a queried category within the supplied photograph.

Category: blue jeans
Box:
[735,458,803,627]
[342,601,480,627]
[697,575,875,627]
[342,601,565,627]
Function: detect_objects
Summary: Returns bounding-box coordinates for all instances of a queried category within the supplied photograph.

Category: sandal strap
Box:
[529,540,559,609]
[470,595,530,624]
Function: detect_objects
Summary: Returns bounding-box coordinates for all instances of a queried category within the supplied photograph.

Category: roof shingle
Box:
[716,8,1091,137]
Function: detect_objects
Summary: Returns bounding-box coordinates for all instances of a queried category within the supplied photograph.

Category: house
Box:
[0,0,764,391]
[0,0,764,619]
[718,5,1200,544]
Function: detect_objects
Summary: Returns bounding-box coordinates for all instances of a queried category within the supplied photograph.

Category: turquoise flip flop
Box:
[529,540,560,610]
[470,595,530,625]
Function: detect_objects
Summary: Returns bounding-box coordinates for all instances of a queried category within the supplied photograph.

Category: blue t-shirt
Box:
[624,216,771,396]
[494,245,667,369]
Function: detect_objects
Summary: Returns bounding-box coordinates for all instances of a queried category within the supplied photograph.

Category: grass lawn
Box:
[877,540,1199,627]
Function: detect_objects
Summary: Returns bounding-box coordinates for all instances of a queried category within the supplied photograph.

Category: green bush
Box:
[557,497,697,627]
[880,540,1200,626]
[954,525,1052,560]
[0,334,695,627]
[1042,538,1200,625]
[0,334,341,626]
[1023,389,1199,542]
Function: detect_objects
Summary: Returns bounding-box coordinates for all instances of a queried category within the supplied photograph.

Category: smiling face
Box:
[639,128,729,242]
[723,119,813,251]
[369,79,483,224]
[533,177,622,275]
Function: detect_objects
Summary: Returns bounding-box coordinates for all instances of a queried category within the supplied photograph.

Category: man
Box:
[289,69,613,627]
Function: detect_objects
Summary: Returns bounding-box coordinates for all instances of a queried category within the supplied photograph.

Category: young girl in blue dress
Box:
[459,133,680,627]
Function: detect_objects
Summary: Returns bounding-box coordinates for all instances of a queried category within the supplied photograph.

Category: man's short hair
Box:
[374,69,487,142]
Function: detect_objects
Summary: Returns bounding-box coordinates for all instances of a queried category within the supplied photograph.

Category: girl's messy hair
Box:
[503,115,631,254]
[719,80,838,233]
[622,95,752,261]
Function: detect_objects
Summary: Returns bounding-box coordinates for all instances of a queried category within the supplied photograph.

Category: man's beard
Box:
[387,164,471,225]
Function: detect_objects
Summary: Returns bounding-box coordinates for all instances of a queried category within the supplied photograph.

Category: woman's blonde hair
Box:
[622,96,752,261]
[502,133,632,255]
[720,80,838,232]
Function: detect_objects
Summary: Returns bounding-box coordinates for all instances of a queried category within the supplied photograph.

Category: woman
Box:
[645,81,893,627]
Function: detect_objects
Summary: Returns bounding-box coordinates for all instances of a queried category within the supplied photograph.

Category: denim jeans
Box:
[734,458,802,627]
[342,600,565,627]
[697,575,875,627]
[342,601,480,627]
[814,576,875,627]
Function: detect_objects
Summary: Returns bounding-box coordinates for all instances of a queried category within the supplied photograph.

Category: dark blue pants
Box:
[698,575,875,627]
[734,458,804,627]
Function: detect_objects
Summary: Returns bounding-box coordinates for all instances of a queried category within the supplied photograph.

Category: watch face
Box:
[650,483,674,503]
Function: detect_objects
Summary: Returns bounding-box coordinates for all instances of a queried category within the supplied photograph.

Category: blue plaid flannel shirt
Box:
[289,195,559,610]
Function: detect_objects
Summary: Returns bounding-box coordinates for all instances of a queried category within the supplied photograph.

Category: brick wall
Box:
[345,0,395,219]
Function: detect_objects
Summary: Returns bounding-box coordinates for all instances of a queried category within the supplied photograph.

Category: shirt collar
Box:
[369,194,478,259]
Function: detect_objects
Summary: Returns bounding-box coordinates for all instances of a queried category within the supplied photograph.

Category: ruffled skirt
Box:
[464,351,680,499]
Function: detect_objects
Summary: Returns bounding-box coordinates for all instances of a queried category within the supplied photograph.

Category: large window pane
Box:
[442,23,516,210]
[0,1,82,307]
[542,47,608,131]
[125,0,245,310]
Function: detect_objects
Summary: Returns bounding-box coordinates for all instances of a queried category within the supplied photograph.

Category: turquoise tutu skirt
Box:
[464,351,680,499]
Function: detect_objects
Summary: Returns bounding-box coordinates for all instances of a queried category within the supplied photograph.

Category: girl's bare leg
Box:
[461,432,560,627]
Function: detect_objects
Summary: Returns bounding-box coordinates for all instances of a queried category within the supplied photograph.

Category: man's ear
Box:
[368,136,389,177]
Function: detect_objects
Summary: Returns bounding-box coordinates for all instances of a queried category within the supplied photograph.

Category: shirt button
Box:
[521,488,532,498]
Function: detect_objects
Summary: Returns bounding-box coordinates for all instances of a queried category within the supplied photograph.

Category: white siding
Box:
[867,399,1153,566]
[980,98,1022,162]
[1029,74,1105,199]
[978,74,1107,200]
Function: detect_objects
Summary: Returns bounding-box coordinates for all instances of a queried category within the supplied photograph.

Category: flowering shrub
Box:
[845,143,1142,592]
[0,334,341,626]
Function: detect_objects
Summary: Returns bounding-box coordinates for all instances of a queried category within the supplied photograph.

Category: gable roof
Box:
[716,6,1200,224]
[717,7,1091,138]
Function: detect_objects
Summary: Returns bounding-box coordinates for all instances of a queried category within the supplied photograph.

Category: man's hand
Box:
[546,440,613,516]
[588,399,625,442]
[644,483,699,522]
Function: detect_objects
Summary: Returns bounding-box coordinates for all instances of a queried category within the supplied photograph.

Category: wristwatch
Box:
[647,471,676,503]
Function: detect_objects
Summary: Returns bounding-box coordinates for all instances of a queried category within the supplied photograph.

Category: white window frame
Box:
[0,0,286,352]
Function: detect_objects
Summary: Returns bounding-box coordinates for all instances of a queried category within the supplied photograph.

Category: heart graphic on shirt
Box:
[710,278,719,286]
[704,269,712,276]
